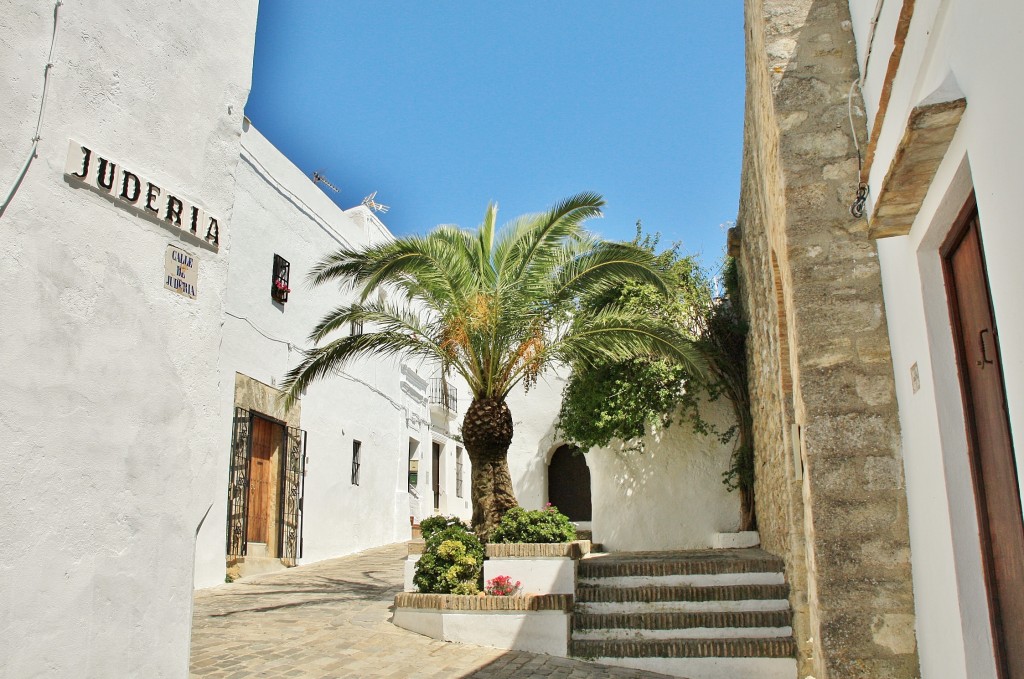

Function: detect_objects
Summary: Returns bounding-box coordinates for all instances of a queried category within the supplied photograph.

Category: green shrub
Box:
[413,524,484,594]
[418,514,471,542]
[489,505,577,544]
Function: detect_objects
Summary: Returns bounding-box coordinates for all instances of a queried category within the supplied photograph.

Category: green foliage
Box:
[419,514,471,542]
[489,505,577,544]
[557,225,712,452]
[413,524,485,594]
[556,226,756,529]
[451,580,480,595]
[558,358,686,450]
[282,193,703,408]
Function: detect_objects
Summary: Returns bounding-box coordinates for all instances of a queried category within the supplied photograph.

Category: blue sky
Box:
[246,2,744,268]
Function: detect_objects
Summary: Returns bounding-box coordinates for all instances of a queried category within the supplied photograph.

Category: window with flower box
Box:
[272,254,291,304]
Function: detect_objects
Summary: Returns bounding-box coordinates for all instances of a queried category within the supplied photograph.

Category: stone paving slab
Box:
[190,543,675,679]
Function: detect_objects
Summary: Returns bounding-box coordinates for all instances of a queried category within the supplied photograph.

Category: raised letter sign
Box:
[63,139,223,252]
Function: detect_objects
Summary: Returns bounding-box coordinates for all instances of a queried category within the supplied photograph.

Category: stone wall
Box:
[737,0,920,677]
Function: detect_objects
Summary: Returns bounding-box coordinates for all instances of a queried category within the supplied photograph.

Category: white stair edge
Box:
[573,625,793,641]
[576,599,791,614]
[587,656,797,679]
[578,572,785,588]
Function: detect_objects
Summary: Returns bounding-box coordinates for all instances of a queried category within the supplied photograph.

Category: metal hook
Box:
[850,183,869,219]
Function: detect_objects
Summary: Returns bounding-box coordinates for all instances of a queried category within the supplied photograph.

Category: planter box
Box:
[483,541,590,596]
[393,593,572,656]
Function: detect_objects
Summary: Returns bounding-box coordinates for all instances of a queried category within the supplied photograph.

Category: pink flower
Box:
[485,575,522,596]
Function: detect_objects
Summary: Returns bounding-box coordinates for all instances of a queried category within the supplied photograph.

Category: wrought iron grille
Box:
[272,254,291,304]
[455,447,464,498]
[429,378,457,412]
[351,440,361,485]
[226,407,252,557]
[280,424,306,565]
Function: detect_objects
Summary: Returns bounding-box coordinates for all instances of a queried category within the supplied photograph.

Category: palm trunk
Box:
[462,397,518,537]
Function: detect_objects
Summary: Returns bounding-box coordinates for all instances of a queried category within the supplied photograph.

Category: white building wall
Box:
[0,1,257,676]
[194,125,429,587]
[850,1,1024,676]
[505,369,740,550]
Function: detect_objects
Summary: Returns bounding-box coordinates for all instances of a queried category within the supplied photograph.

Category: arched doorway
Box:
[547,445,592,521]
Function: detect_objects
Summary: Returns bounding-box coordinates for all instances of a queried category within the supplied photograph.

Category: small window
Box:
[272,254,291,303]
[350,320,364,336]
[408,439,419,491]
[351,440,361,485]
[455,447,464,498]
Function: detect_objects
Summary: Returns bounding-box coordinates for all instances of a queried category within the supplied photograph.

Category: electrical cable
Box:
[847,0,886,219]
[1,1,62,220]
[223,310,406,412]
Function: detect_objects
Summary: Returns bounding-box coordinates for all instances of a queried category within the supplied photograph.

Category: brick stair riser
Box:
[573,609,792,632]
[578,571,784,588]
[569,637,797,659]
[575,599,791,615]
[578,556,784,579]
[576,583,789,604]
[572,625,794,641]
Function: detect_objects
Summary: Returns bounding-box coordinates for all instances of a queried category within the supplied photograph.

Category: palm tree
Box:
[282,192,704,535]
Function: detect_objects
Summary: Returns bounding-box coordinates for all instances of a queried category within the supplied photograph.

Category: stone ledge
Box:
[485,541,591,559]
[394,592,573,612]
[869,98,967,239]
[407,540,425,556]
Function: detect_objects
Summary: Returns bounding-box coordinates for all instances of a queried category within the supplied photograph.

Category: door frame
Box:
[940,191,1024,677]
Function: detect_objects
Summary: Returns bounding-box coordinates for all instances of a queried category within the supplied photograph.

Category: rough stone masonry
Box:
[736,0,921,677]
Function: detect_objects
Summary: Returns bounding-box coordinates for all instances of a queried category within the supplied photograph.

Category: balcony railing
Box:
[429,378,457,413]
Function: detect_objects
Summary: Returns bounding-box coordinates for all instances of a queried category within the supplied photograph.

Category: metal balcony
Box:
[429,378,457,413]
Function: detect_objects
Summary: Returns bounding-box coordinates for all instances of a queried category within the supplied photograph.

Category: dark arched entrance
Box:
[547,445,592,521]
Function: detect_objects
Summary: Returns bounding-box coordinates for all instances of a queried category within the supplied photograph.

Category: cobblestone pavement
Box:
[190,543,673,679]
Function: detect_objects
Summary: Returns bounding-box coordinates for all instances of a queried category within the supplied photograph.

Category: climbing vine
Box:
[557,228,756,530]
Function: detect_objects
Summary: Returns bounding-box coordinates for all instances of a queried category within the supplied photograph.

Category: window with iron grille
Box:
[350,320,364,336]
[351,440,361,485]
[455,446,464,498]
[272,254,291,303]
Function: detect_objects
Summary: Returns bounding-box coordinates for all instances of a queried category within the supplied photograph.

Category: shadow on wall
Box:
[589,396,741,551]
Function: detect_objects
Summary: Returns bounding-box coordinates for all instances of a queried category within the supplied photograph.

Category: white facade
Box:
[505,370,741,550]
[194,124,472,587]
[850,1,1024,676]
[0,1,257,676]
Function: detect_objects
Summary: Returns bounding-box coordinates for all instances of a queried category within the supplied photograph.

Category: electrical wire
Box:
[223,310,406,412]
[1,1,62,220]
[239,144,355,251]
[847,0,886,218]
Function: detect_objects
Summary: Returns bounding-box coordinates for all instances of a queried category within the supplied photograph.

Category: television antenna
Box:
[361,191,390,213]
[311,170,340,193]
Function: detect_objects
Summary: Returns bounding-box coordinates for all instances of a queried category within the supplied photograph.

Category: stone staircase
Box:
[570,549,798,679]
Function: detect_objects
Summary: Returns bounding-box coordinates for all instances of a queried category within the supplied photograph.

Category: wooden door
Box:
[432,442,441,510]
[943,196,1024,678]
[248,416,281,545]
[548,445,592,521]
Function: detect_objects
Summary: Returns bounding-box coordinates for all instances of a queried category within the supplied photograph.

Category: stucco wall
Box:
[0,1,257,676]
[738,0,920,677]
[194,125,457,587]
[505,369,741,551]
[848,1,1024,676]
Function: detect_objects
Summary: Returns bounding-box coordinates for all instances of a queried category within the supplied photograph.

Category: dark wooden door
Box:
[944,197,1024,678]
[248,416,281,544]
[432,442,442,510]
[548,445,592,521]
